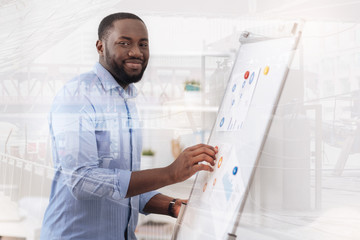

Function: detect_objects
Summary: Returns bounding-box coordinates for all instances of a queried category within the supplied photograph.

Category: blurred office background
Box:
[1,0,360,239]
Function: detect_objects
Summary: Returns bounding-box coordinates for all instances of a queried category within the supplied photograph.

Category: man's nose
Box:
[128,45,143,58]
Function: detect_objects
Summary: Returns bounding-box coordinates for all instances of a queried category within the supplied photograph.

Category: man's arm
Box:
[126,144,217,198]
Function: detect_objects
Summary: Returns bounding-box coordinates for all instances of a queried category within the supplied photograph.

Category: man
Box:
[40,12,217,240]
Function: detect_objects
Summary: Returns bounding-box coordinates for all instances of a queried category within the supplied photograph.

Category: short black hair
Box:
[98,12,145,41]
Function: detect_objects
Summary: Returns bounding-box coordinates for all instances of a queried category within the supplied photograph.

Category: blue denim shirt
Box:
[41,63,158,240]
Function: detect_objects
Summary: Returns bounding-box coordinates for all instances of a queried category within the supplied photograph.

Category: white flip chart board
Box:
[173,24,302,240]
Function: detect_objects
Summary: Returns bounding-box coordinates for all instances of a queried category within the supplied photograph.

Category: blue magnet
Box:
[233,166,238,175]
[220,117,225,127]
[249,72,255,84]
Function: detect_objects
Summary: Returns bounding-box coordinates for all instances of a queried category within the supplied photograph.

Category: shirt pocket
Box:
[95,130,111,158]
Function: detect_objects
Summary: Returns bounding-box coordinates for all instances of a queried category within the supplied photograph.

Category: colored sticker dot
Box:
[249,72,255,84]
[264,66,270,75]
[218,156,223,168]
[244,71,250,79]
[233,166,238,175]
[220,117,225,127]
[203,182,208,192]
[232,84,237,92]
[242,81,246,88]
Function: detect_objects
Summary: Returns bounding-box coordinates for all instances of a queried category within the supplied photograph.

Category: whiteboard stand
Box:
[171,202,186,240]
[227,233,237,240]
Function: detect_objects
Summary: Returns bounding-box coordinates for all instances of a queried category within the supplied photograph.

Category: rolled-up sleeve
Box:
[139,191,159,214]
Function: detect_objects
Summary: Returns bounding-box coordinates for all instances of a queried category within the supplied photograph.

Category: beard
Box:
[104,48,147,87]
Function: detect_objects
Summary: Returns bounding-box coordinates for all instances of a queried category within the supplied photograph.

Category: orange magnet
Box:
[218,156,223,168]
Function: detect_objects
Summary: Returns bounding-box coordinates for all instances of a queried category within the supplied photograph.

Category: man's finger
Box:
[192,163,214,174]
[187,144,217,153]
[186,143,208,151]
[190,146,217,159]
[191,153,216,166]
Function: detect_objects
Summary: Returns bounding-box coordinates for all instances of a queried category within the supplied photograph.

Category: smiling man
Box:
[40,12,217,240]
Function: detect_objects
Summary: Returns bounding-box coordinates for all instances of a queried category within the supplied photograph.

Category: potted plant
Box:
[184,79,200,91]
[141,148,155,170]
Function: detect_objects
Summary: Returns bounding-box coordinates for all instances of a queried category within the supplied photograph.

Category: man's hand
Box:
[167,144,218,183]
[126,144,217,198]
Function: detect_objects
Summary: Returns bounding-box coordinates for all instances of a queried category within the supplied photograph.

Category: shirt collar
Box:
[93,62,138,99]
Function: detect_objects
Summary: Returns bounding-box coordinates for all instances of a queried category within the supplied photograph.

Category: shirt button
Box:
[112,191,121,200]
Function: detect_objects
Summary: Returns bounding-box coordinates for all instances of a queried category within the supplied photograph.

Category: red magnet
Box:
[244,71,250,79]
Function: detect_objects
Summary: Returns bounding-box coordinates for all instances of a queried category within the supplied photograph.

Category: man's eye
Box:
[140,42,148,48]
[119,42,130,46]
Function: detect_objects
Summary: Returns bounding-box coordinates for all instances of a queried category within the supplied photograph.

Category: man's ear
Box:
[96,40,104,56]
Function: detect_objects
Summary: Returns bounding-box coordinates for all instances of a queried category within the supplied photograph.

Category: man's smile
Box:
[124,59,143,70]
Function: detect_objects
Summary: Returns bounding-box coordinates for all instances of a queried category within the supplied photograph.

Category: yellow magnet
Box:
[264,66,270,75]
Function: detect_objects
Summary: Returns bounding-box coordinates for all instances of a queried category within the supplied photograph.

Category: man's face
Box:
[97,19,149,88]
